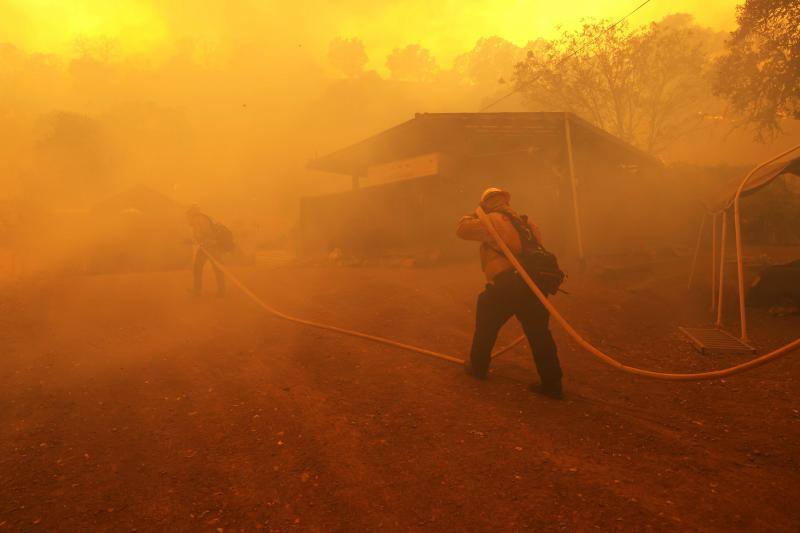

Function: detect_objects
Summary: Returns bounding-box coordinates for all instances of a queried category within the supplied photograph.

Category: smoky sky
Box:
[2,0,739,68]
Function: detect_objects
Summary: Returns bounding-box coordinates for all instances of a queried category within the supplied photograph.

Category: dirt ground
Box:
[1,257,799,532]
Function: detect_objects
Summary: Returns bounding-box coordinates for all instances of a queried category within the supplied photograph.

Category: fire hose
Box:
[200,246,524,365]
[200,211,800,381]
[474,206,800,380]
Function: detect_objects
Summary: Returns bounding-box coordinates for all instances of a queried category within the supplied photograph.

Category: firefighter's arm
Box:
[192,227,208,245]
[193,218,216,246]
[456,214,492,242]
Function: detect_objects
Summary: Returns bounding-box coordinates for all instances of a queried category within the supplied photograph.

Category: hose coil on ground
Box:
[202,232,799,383]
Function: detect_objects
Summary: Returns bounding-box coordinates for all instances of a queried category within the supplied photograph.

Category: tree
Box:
[31,112,116,205]
[328,37,368,78]
[386,44,437,82]
[454,36,523,87]
[513,17,719,153]
[713,0,800,139]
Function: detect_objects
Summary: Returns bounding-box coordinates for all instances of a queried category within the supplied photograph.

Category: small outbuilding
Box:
[302,112,663,260]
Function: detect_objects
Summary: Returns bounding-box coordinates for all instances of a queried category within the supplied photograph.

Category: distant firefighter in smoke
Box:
[458,187,565,399]
[186,205,235,297]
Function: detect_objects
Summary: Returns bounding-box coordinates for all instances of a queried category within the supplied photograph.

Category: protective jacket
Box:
[191,213,218,248]
[457,209,543,282]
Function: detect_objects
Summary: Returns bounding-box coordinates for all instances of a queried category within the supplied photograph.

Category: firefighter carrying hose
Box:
[457,187,564,399]
[186,205,234,297]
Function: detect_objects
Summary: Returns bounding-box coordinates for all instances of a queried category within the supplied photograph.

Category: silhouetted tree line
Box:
[713,0,800,139]
[0,6,797,224]
[328,6,797,152]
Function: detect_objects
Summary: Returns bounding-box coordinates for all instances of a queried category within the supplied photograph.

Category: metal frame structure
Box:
[731,144,800,341]
[688,144,800,342]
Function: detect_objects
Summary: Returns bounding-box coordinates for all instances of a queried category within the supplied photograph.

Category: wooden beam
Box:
[564,113,585,262]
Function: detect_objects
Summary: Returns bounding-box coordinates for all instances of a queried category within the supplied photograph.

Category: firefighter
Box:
[186,205,228,297]
[457,188,563,399]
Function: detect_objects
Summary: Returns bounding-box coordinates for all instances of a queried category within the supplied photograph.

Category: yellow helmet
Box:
[480,187,511,206]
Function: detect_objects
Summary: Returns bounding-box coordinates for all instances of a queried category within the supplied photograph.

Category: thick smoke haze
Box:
[0,0,797,257]
[1,4,799,529]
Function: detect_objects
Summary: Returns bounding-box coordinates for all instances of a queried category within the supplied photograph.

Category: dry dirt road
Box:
[1,261,799,531]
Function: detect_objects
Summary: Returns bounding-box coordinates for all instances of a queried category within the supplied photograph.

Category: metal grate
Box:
[679,327,756,355]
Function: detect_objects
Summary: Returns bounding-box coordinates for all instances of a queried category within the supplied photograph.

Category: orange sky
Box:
[2,0,741,67]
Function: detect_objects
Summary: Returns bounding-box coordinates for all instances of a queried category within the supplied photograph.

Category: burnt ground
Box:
[1,257,799,532]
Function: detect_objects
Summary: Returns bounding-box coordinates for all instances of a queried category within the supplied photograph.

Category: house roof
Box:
[308,112,662,176]
[91,184,182,216]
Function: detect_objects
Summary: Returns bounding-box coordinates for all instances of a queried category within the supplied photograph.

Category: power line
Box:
[479,0,656,112]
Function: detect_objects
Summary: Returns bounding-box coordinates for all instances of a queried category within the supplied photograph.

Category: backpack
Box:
[212,221,235,253]
[500,210,565,295]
